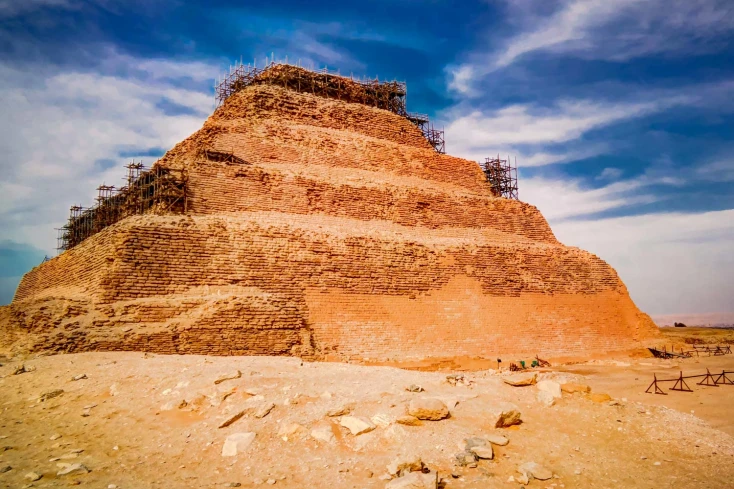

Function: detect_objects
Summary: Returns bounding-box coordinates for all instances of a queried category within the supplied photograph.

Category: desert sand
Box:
[1,328,732,489]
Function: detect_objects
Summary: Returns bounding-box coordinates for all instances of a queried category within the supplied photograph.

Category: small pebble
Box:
[25,472,42,481]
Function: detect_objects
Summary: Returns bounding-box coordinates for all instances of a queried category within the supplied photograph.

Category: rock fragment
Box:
[327,404,352,417]
[518,461,552,481]
[0,466,11,473]
[396,415,422,426]
[214,370,242,385]
[310,426,335,444]
[406,384,424,392]
[536,380,562,398]
[485,434,509,446]
[39,389,64,402]
[561,383,591,394]
[13,364,35,375]
[221,432,256,456]
[455,451,478,467]
[387,454,423,476]
[385,470,437,489]
[277,423,303,438]
[57,463,90,476]
[24,471,42,481]
[589,393,612,403]
[463,437,487,450]
[218,410,247,429]
[503,373,537,387]
[446,374,471,386]
[537,390,556,407]
[340,416,376,435]
[254,402,275,419]
[470,445,493,459]
[71,374,88,381]
[371,413,393,428]
[407,398,449,421]
[487,402,522,428]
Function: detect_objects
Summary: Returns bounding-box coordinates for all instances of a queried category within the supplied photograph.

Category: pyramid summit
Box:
[0,62,658,359]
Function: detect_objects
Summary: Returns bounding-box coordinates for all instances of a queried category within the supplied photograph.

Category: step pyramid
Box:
[1,64,658,359]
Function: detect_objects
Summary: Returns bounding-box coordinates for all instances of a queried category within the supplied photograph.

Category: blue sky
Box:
[0,0,733,315]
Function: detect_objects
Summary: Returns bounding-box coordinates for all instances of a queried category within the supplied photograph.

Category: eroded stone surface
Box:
[0,79,660,360]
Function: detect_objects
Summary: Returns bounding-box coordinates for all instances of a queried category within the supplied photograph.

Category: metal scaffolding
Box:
[56,162,188,253]
[215,60,445,154]
[480,156,519,200]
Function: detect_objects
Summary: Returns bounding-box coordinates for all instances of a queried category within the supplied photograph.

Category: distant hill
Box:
[652,312,734,328]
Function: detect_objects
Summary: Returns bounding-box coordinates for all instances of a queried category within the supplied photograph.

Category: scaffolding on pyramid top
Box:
[214,57,445,153]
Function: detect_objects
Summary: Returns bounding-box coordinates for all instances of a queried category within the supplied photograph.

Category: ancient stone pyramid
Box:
[1,64,658,359]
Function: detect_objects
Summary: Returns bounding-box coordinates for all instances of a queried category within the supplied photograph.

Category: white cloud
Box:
[495,0,641,68]
[442,97,687,162]
[517,144,609,168]
[597,167,623,181]
[520,169,734,314]
[695,159,734,182]
[450,0,734,94]
[521,175,657,221]
[446,65,477,96]
[551,209,734,314]
[0,55,214,253]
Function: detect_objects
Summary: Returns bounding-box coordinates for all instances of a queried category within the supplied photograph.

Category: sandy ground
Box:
[558,354,734,438]
[0,345,733,489]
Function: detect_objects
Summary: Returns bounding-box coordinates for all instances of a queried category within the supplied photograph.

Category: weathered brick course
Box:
[0,83,659,359]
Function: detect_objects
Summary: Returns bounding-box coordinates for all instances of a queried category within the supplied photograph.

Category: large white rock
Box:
[340,416,376,435]
[537,390,556,407]
[310,426,335,444]
[518,461,553,481]
[277,422,303,438]
[486,434,509,446]
[221,432,256,457]
[407,398,449,420]
[486,402,522,428]
[385,470,437,489]
[536,380,562,398]
[503,373,537,387]
[470,445,494,459]
[387,454,423,476]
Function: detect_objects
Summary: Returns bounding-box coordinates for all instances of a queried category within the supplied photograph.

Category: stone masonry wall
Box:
[2,82,660,359]
[5,213,657,358]
[185,161,558,244]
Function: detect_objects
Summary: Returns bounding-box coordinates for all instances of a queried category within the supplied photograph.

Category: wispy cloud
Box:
[695,159,734,182]
[597,167,624,181]
[449,0,734,95]
[495,0,640,69]
[0,54,213,252]
[442,95,689,163]
[521,175,658,221]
